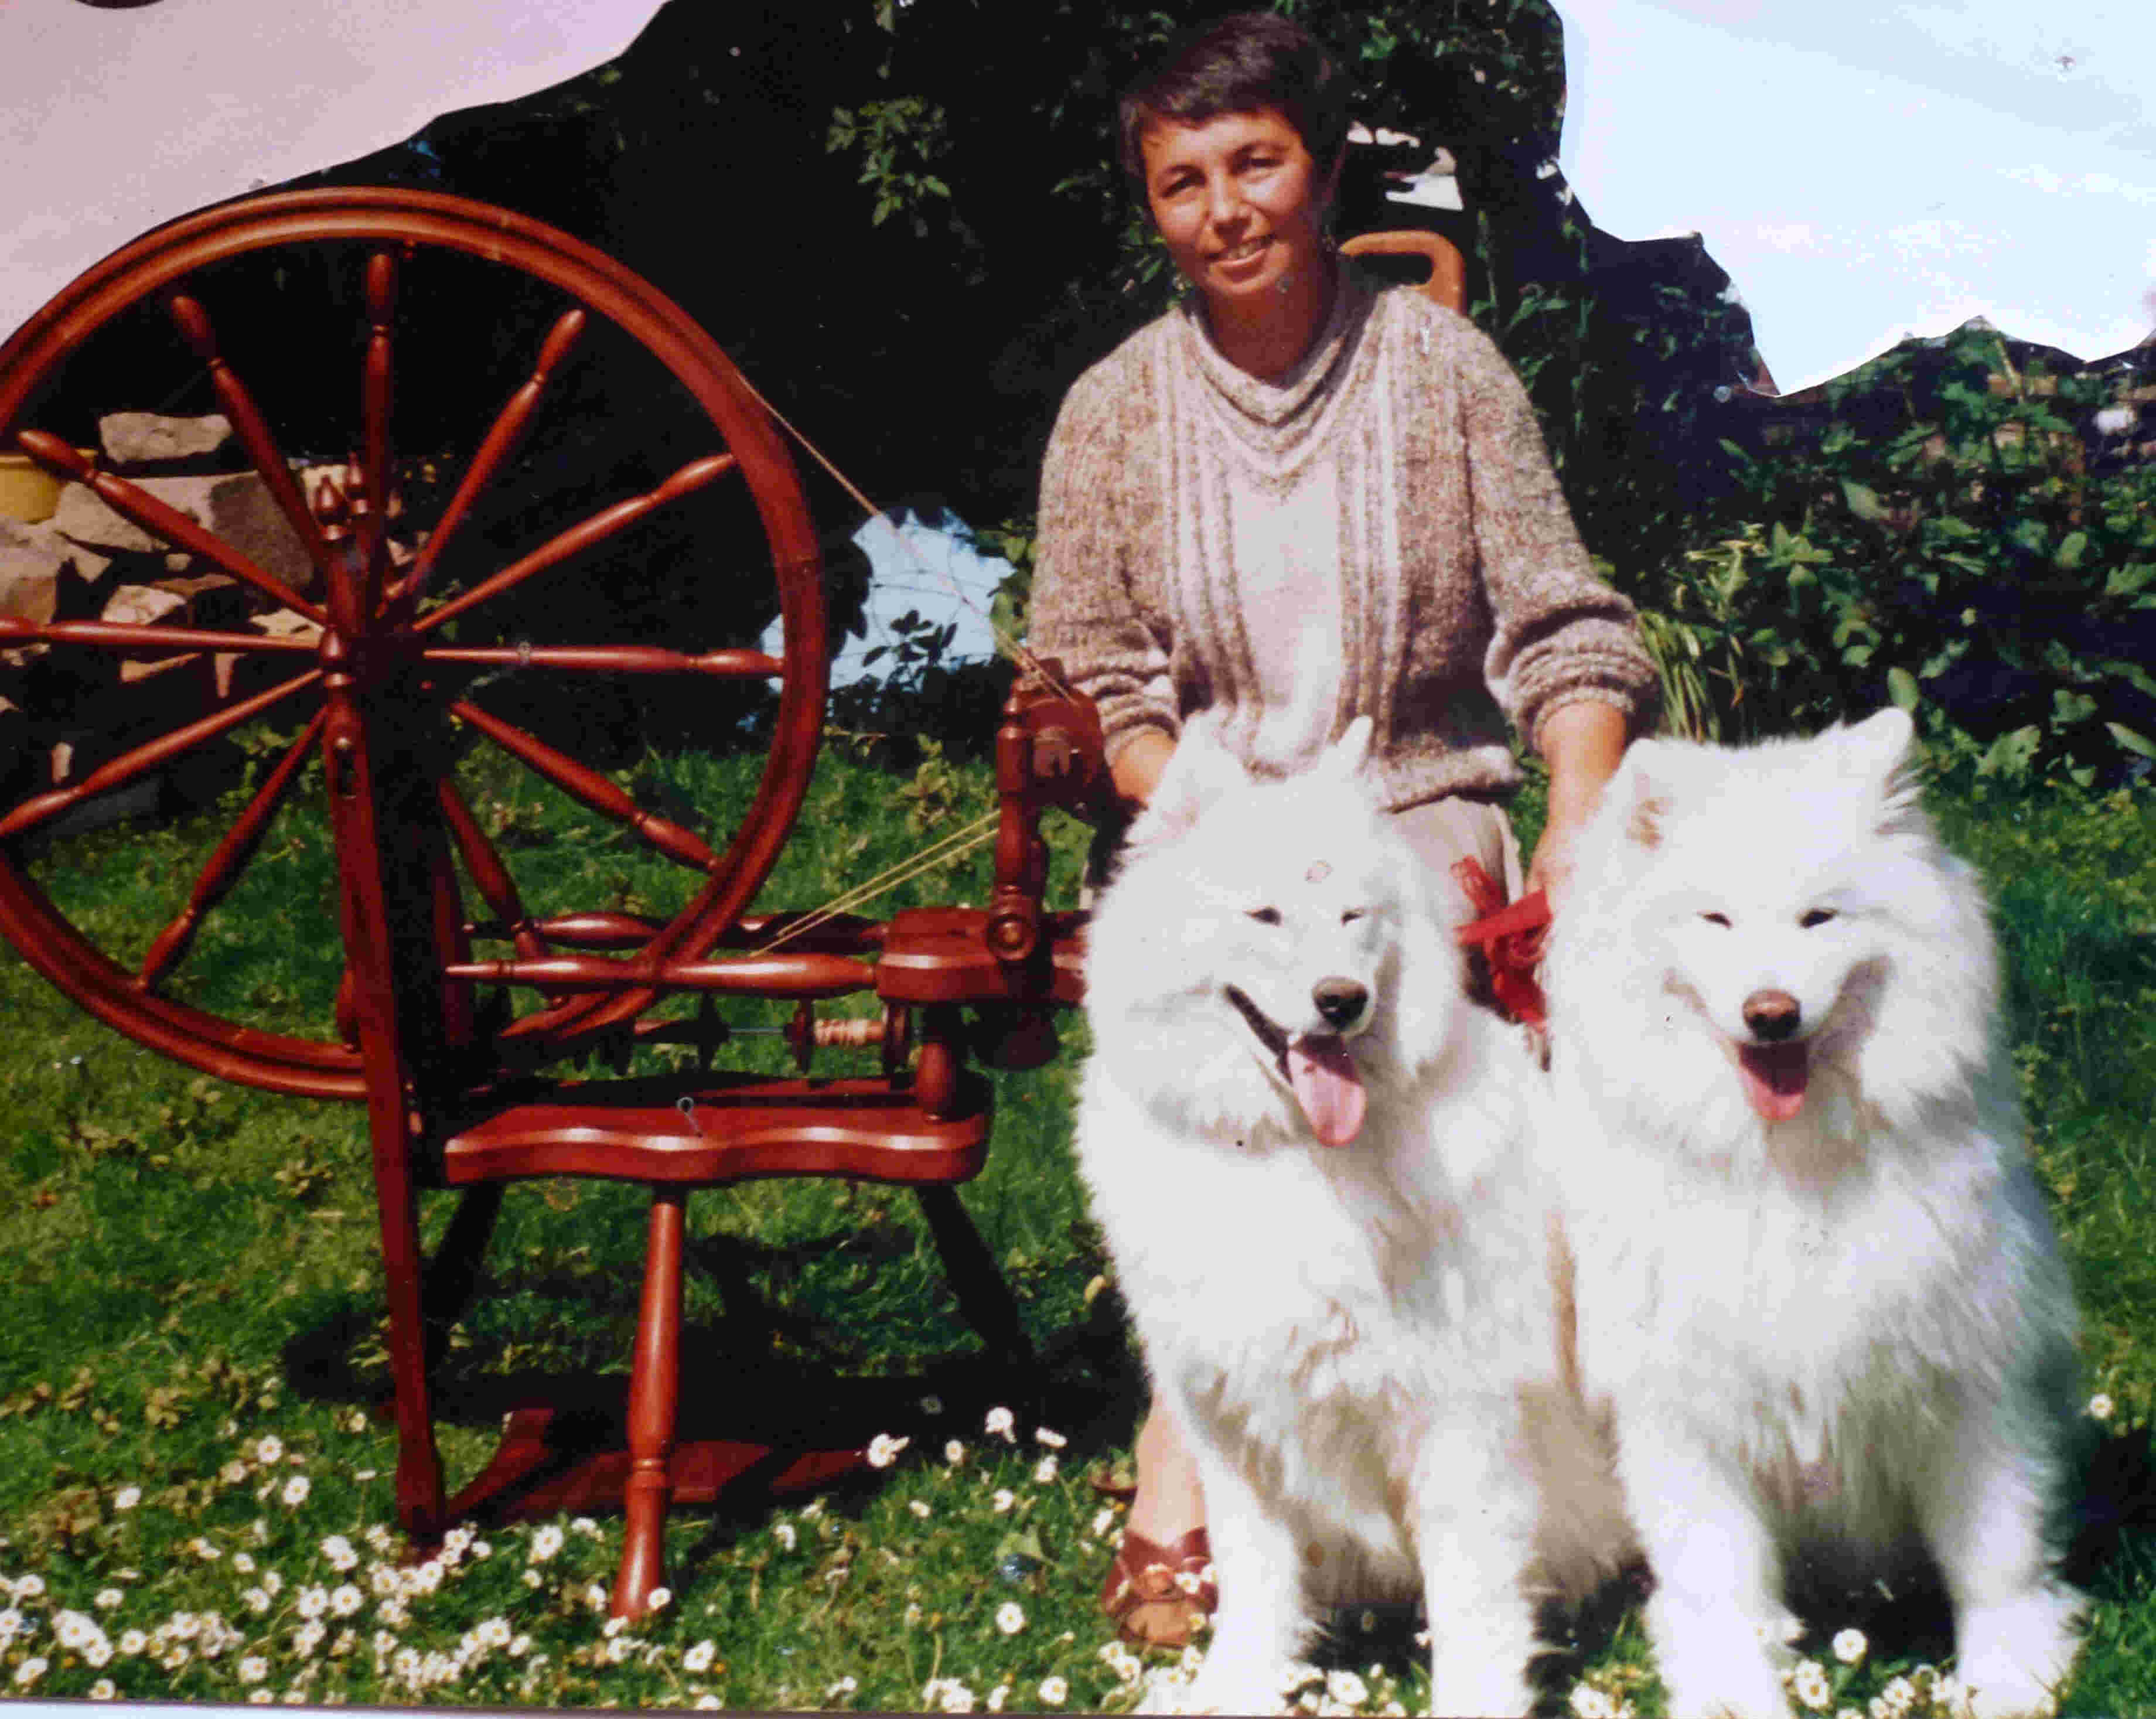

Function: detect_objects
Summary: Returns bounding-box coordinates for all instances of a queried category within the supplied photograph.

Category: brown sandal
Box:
[1100,1525,1217,1649]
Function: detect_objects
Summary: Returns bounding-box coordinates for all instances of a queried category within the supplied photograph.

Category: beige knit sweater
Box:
[1028,268,1659,810]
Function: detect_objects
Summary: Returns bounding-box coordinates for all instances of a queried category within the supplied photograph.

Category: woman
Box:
[1026,12,1660,1648]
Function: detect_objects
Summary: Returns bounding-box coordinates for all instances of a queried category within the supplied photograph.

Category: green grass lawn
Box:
[0,735,2150,1714]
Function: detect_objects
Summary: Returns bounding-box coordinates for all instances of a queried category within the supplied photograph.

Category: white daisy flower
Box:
[1039,1675,1069,1706]
[995,1600,1026,1635]
[684,1640,717,1673]
[1832,1627,1867,1665]
[867,1432,910,1469]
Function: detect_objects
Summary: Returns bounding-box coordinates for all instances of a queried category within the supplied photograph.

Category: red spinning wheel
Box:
[0,187,1110,1619]
[0,187,827,1097]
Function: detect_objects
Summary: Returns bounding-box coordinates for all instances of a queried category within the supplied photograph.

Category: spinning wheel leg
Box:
[615,1186,687,1618]
[370,1110,448,1543]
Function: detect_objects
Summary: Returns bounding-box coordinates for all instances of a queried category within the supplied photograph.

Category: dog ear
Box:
[1128,715,1244,847]
[1843,707,1927,834]
[1320,715,1376,781]
[1610,742,1674,852]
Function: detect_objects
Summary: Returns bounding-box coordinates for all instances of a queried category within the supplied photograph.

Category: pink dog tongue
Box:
[1288,1035,1366,1147]
[1738,1041,1810,1121]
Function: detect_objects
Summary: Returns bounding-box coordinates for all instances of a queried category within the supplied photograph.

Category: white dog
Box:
[1544,708,2085,1719]
[1076,717,1627,1716]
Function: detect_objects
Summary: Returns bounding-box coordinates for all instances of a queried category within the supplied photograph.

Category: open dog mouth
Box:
[1223,985,1367,1147]
[1735,1040,1809,1123]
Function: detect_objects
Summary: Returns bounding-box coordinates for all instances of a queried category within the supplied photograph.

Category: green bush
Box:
[1628,326,2156,783]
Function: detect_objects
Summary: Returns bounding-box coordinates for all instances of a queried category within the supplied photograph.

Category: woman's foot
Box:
[1101,1403,1212,1647]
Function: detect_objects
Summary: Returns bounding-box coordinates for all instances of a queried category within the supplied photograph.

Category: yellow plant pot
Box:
[0,452,64,523]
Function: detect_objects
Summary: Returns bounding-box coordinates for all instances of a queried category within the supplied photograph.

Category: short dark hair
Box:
[1117,12,1352,192]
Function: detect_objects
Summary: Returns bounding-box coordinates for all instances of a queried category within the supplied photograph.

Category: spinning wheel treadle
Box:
[0,188,1106,1618]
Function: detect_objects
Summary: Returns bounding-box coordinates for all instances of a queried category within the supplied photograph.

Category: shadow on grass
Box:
[273,1233,1150,1556]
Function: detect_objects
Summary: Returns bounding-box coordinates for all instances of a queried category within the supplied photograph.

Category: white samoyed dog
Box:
[1076,716,1628,1717]
[1544,708,2085,1719]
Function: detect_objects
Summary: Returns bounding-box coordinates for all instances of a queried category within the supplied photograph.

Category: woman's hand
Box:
[1526,701,1629,912]
[1111,729,1177,814]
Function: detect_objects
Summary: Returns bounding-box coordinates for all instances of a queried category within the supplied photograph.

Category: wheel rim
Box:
[0,189,827,1099]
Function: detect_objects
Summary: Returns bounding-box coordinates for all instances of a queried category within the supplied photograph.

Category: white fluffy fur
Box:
[1544,708,2085,1719]
[1077,718,1626,1716]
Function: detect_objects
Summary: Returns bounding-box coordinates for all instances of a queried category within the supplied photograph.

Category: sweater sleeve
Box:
[1025,361,1181,765]
[1452,322,1662,749]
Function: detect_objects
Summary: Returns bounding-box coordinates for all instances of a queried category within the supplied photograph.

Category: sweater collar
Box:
[1173,260,1373,428]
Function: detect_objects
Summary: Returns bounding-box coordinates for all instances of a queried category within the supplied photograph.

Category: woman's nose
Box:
[1203,173,1245,229]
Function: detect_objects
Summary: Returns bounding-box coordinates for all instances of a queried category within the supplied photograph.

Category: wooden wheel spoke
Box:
[415,452,738,636]
[0,617,318,659]
[394,308,587,608]
[16,430,329,626]
[165,292,335,577]
[137,709,327,991]
[436,779,554,963]
[421,643,782,677]
[0,668,322,843]
[360,250,396,602]
[451,696,717,874]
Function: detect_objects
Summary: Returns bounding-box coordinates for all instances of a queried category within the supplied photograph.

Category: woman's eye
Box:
[1341,909,1366,926]
[1247,907,1282,926]
[1800,909,1837,929]
[1700,912,1731,928]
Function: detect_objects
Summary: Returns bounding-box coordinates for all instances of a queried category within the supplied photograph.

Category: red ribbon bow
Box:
[1450,858,1550,1029]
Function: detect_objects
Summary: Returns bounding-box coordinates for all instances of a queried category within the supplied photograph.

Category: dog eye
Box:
[1800,909,1837,929]
[1699,912,1731,928]
[1247,906,1282,926]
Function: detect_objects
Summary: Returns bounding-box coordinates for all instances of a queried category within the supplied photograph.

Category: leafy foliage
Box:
[1635,327,2156,786]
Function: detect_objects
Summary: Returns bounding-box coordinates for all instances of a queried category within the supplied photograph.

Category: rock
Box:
[0,520,70,664]
[0,516,76,589]
[101,584,190,628]
[98,412,234,467]
[52,472,315,591]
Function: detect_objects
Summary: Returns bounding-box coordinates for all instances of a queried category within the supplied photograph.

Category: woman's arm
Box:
[1527,699,1629,910]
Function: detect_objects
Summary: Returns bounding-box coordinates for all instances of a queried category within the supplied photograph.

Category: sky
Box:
[1558,0,2154,391]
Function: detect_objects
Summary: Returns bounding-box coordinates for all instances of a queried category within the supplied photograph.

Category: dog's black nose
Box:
[1743,989,1802,1041]
[1312,977,1369,1031]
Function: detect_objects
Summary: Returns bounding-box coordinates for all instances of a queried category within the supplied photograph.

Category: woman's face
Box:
[1140,106,1336,315]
